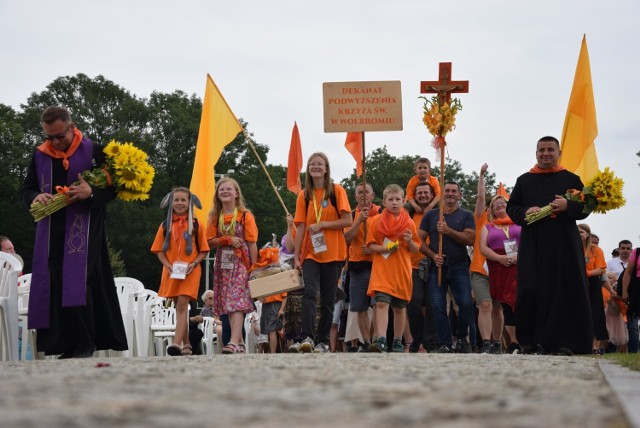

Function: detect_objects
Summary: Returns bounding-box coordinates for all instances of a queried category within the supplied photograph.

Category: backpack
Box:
[617,248,640,316]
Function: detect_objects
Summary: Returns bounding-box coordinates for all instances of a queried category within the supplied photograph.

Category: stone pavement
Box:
[0,353,637,427]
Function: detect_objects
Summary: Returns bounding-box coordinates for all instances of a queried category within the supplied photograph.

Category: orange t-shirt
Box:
[366,215,419,302]
[585,245,606,275]
[263,292,287,304]
[410,210,427,269]
[347,204,381,263]
[205,209,259,242]
[150,221,210,300]
[294,184,351,263]
[405,174,441,201]
[470,211,488,275]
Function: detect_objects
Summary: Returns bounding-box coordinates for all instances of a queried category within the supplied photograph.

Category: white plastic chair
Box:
[0,252,22,361]
[17,274,37,360]
[201,316,221,355]
[149,302,176,356]
[114,277,145,357]
[244,312,257,354]
[133,289,158,357]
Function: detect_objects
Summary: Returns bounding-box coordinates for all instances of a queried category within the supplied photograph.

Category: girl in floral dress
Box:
[206,178,258,354]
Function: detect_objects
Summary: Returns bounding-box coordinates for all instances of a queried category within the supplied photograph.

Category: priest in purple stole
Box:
[21,106,127,358]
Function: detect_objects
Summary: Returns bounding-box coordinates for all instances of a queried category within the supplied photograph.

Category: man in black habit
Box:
[21,106,127,358]
[506,136,592,355]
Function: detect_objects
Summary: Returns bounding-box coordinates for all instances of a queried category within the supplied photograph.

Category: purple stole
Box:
[29,138,93,329]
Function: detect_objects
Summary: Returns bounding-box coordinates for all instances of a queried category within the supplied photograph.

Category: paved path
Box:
[0,354,636,427]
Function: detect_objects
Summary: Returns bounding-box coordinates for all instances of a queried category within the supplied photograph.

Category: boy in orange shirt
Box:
[260,292,287,353]
[366,184,420,352]
[405,158,440,215]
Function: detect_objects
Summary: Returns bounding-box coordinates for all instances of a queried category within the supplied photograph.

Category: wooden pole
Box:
[438,139,445,286]
[243,130,290,216]
[361,132,367,241]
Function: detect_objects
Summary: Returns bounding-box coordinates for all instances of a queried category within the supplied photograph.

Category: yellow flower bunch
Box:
[524,167,625,225]
[420,96,462,138]
[386,240,399,253]
[105,141,155,199]
[585,167,626,213]
[30,140,155,222]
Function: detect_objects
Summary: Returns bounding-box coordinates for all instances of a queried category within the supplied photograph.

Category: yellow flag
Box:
[559,35,599,182]
[189,74,242,228]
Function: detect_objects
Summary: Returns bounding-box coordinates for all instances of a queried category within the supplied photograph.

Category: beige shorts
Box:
[470,272,491,306]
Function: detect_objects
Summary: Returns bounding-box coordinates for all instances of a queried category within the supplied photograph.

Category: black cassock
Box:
[507,169,592,354]
[22,143,127,355]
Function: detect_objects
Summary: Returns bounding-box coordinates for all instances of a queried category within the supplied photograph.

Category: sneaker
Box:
[299,337,314,353]
[392,339,404,353]
[490,341,503,354]
[369,337,387,353]
[358,341,371,353]
[456,337,472,354]
[313,342,329,353]
[433,344,453,354]
[480,340,492,354]
[288,342,301,353]
[507,343,522,354]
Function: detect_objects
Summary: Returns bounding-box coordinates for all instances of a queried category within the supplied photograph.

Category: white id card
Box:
[382,237,394,259]
[311,230,327,253]
[503,239,518,258]
[170,261,188,279]
[220,249,236,270]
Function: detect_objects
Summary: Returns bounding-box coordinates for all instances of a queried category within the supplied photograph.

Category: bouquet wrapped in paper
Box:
[525,167,625,225]
[30,140,154,222]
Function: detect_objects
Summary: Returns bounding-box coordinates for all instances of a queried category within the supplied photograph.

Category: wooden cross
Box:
[420,62,469,104]
[420,62,469,286]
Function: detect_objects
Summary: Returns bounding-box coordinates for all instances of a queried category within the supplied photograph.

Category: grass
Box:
[603,352,640,371]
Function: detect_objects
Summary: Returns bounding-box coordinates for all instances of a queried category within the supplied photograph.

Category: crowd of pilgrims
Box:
[178,152,635,356]
[23,108,635,359]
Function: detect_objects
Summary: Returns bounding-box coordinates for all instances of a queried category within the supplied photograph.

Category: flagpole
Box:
[243,130,290,216]
[361,132,367,241]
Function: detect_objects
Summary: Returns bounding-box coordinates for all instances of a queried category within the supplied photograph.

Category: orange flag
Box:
[559,35,599,182]
[189,74,242,227]
[345,132,363,177]
[497,182,510,199]
[287,122,303,194]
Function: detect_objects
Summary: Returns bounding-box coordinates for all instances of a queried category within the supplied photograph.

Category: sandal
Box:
[181,344,193,356]
[222,342,240,354]
[166,344,182,356]
[237,343,246,354]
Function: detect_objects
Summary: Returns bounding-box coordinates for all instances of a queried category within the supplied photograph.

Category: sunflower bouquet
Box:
[525,167,625,225]
[30,140,155,222]
[419,96,462,149]
[385,240,400,253]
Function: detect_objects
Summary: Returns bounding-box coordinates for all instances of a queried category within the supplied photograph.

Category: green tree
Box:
[340,146,497,210]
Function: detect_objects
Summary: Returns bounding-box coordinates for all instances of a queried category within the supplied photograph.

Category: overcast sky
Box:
[1,0,638,255]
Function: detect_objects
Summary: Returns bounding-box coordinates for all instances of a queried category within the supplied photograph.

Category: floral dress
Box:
[212,217,255,315]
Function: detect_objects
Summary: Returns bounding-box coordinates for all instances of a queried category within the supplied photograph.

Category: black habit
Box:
[506,169,592,355]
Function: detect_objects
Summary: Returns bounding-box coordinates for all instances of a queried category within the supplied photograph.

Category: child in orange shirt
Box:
[151,187,209,356]
[366,184,420,352]
[260,292,287,353]
[405,158,440,215]
[206,178,259,354]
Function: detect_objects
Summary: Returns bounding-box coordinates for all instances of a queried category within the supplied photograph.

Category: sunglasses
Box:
[44,125,71,141]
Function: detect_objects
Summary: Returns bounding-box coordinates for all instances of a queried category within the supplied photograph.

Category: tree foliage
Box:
[1,74,499,293]
[340,145,498,210]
